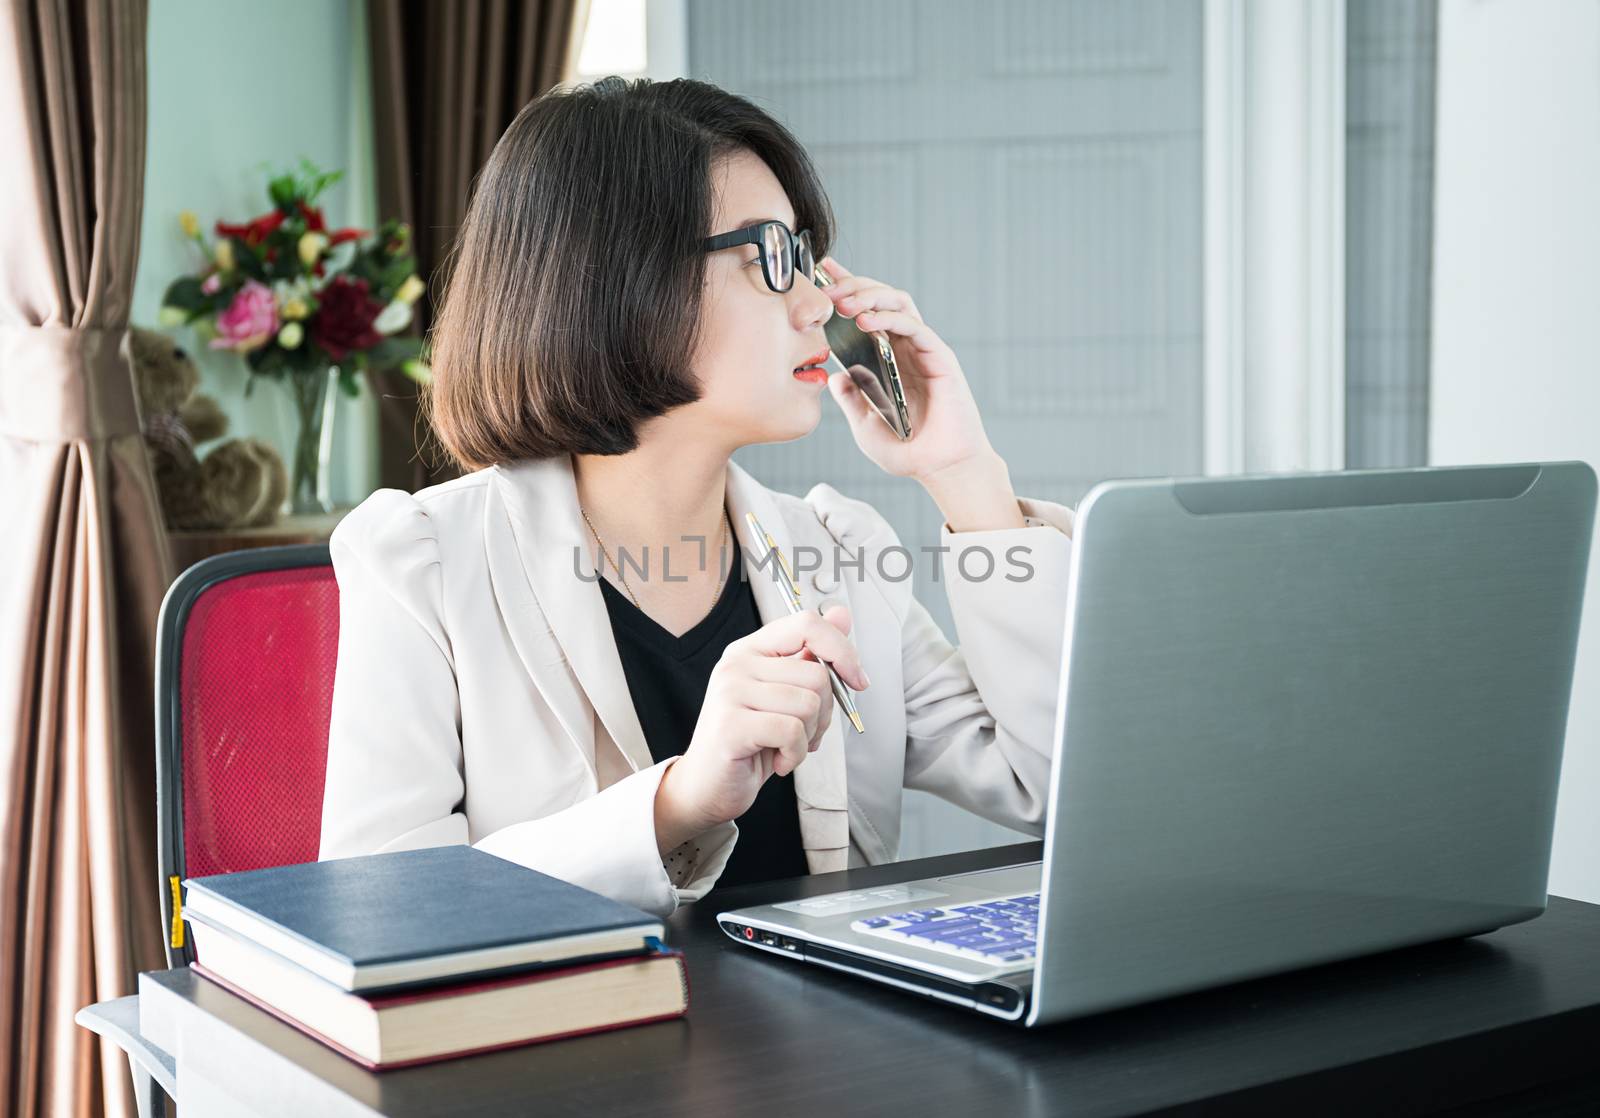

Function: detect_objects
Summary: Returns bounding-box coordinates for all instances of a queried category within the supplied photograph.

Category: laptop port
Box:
[759,932,778,946]
[780,937,799,951]
[976,982,1023,1013]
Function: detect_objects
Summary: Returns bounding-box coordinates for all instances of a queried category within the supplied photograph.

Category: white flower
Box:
[277,321,304,349]
[373,299,413,335]
[273,278,312,321]
[273,277,309,302]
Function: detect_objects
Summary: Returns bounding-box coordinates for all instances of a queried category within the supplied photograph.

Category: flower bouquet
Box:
[159,159,430,514]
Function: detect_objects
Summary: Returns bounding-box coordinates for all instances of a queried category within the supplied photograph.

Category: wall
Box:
[131,0,380,508]
[1430,0,1600,901]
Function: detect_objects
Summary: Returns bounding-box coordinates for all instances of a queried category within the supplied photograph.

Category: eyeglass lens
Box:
[758,224,815,292]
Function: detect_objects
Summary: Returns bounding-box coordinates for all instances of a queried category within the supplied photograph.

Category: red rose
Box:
[294,201,364,246]
[310,276,385,361]
[215,209,286,246]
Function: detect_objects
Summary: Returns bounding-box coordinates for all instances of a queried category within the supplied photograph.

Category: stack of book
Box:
[180,845,688,1069]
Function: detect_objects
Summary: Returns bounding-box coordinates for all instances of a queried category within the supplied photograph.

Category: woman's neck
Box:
[571,443,732,576]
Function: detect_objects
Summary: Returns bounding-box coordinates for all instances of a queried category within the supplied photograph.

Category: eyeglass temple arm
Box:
[702,227,763,252]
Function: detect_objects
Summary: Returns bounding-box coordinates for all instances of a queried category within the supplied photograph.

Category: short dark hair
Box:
[423,76,836,470]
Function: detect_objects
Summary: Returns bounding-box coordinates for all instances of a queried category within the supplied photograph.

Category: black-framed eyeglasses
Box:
[702,220,815,293]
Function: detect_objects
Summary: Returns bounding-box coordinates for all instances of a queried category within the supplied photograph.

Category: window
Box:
[1345,0,1437,468]
[575,0,648,79]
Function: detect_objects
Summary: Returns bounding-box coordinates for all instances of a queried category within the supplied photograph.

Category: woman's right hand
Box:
[653,605,870,855]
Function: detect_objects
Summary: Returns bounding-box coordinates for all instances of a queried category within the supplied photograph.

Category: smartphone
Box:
[814,262,912,441]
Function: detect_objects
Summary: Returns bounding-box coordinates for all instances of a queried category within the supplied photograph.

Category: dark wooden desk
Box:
[135,843,1600,1116]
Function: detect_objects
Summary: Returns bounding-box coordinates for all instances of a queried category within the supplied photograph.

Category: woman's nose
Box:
[793,276,834,331]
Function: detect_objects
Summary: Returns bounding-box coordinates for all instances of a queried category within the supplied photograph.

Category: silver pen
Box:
[744,512,866,734]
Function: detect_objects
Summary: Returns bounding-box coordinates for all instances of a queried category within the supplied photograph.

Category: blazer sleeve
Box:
[317,489,730,918]
[808,484,1075,836]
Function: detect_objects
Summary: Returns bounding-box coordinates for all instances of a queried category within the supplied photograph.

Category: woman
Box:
[318,76,1075,918]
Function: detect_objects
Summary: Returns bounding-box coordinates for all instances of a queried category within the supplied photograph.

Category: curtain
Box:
[367,0,590,493]
[0,2,168,1117]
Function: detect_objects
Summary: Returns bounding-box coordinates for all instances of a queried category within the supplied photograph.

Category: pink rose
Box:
[210,279,278,352]
[200,272,221,295]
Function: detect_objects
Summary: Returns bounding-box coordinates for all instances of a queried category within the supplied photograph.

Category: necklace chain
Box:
[580,503,729,614]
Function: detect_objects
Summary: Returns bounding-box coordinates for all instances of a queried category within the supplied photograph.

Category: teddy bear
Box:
[130,325,288,530]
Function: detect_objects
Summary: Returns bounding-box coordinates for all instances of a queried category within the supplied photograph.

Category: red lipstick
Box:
[793,347,831,371]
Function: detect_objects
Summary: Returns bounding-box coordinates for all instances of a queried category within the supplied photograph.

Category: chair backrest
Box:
[155,544,338,966]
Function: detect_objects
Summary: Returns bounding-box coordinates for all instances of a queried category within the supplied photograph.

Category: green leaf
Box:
[246,346,278,376]
[341,242,417,303]
[386,219,411,252]
[364,336,423,371]
[296,156,344,206]
[267,241,302,281]
[162,276,208,311]
[268,173,298,210]
[401,359,432,386]
[229,237,266,281]
[377,258,416,300]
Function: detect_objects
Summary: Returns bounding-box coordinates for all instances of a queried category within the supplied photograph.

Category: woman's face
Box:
[676,148,837,449]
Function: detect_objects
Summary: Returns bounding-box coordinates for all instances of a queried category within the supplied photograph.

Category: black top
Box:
[597,531,808,889]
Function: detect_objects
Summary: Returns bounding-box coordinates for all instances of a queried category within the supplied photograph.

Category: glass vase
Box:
[287,366,339,515]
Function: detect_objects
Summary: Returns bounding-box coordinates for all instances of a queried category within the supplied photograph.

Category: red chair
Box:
[154,544,339,967]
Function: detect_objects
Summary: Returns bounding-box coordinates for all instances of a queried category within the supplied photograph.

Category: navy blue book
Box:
[182,846,665,992]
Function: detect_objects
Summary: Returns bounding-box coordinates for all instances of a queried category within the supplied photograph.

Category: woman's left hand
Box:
[818,256,997,483]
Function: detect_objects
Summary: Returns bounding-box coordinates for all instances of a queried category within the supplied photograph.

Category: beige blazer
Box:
[318,454,1075,918]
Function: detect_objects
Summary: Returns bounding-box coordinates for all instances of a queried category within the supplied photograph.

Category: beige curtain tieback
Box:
[0,322,143,442]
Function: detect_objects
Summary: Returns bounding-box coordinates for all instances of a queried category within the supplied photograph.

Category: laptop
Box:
[719,462,1596,1026]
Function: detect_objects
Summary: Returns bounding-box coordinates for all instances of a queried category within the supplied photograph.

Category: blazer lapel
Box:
[487,457,654,778]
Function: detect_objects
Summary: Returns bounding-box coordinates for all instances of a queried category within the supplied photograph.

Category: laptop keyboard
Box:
[848,892,1040,965]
